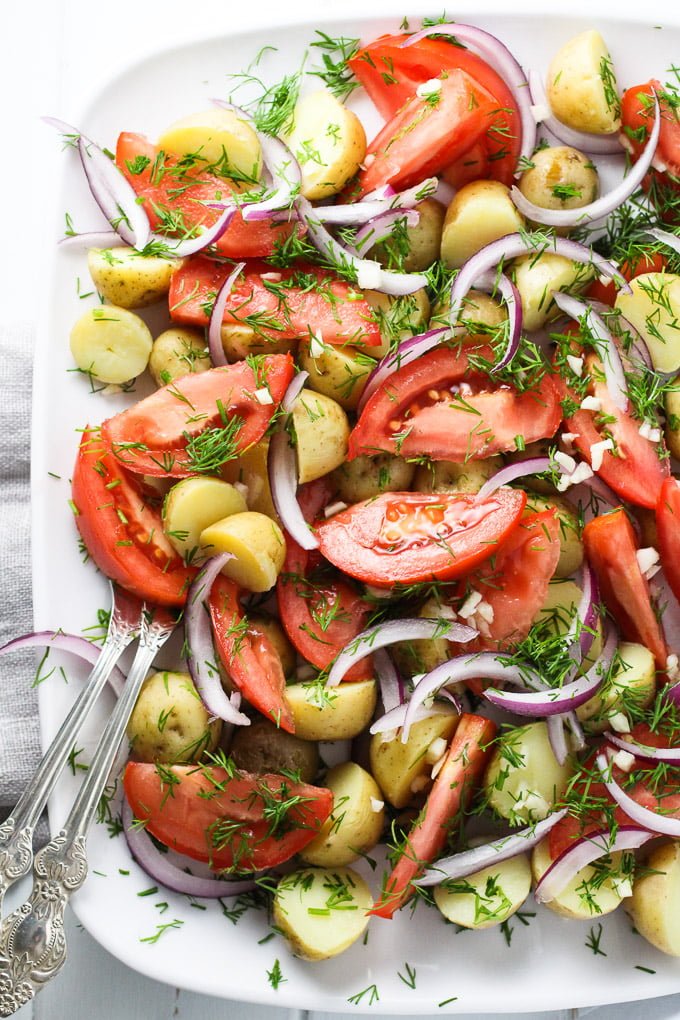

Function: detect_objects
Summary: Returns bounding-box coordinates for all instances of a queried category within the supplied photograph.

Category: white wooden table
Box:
[4,0,680,1015]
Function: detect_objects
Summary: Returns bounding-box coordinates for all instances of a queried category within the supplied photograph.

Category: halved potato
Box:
[370,713,459,808]
[300,762,384,866]
[221,438,277,519]
[485,721,573,825]
[532,837,628,919]
[513,252,594,332]
[163,477,247,563]
[615,273,680,373]
[576,642,656,733]
[199,511,285,592]
[546,30,621,135]
[229,718,318,783]
[88,247,176,309]
[524,493,583,578]
[434,854,532,929]
[157,107,262,179]
[148,327,211,387]
[365,289,431,357]
[284,90,366,200]
[127,671,221,763]
[291,389,349,483]
[625,841,680,956]
[273,866,372,960]
[70,305,153,384]
[284,680,377,741]
[441,181,525,269]
[332,453,415,504]
[413,456,503,495]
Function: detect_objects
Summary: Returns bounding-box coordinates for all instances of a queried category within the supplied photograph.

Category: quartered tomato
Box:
[116,132,300,258]
[71,429,195,606]
[349,346,561,462]
[168,255,382,347]
[621,81,680,221]
[124,763,333,872]
[316,488,527,588]
[101,354,293,477]
[349,34,521,186]
[583,507,667,669]
[656,477,680,606]
[586,251,668,306]
[208,575,295,732]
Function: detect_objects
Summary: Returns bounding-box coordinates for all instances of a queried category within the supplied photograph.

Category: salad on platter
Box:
[27,11,680,974]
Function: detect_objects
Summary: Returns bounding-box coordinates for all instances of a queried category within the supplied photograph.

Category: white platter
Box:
[33,1,680,1012]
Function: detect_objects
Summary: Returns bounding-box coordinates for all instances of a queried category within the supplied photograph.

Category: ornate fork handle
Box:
[0,604,176,1017]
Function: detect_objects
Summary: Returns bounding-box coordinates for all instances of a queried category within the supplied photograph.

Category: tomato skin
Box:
[371,713,497,918]
[656,478,680,607]
[583,508,667,669]
[115,132,299,258]
[71,430,195,606]
[101,354,294,477]
[208,575,295,732]
[585,252,668,305]
[349,347,561,463]
[123,763,332,871]
[620,81,680,222]
[316,488,527,588]
[168,255,382,348]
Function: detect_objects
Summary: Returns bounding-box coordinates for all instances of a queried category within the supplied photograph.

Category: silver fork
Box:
[0,601,177,1017]
[0,582,142,913]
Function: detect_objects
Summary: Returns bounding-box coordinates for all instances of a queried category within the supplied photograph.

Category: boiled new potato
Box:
[299,339,374,411]
[148,327,211,387]
[157,107,262,179]
[524,493,583,578]
[300,762,384,867]
[229,718,318,783]
[273,866,372,960]
[513,252,594,332]
[365,289,431,356]
[665,376,680,459]
[615,273,680,373]
[199,512,285,592]
[370,713,459,808]
[70,305,153,384]
[414,456,503,495]
[369,198,445,272]
[284,680,377,741]
[333,453,415,504]
[431,288,506,337]
[577,642,656,734]
[532,837,628,919]
[485,722,573,825]
[534,579,603,666]
[163,477,247,563]
[546,30,621,135]
[221,439,277,519]
[518,146,599,231]
[284,89,366,200]
[88,247,176,309]
[441,181,525,269]
[434,854,532,929]
[625,841,680,956]
[220,322,295,361]
[127,671,221,763]
[248,614,296,677]
[291,389,349,483]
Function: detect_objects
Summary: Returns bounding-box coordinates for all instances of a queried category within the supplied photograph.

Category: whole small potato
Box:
[519,146,598,229]
[88,247,177,309]
[284,680,377,741]
[291,389,349,483]
[273,866,372,960]
[333,453,415,504]
[127,671,221,763]
[413,456,502,495]
[149,327,211,387]
[299,340,374,411]
[300,762,384,866]
[230,718,318,783]
[441,181,525,269]
[625,841,680,956]
[546,30,621,135]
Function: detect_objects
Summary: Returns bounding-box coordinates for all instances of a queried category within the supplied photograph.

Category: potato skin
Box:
[292,389,350,484]
[577,642,656,734]
[665,377,680,460]
[229,718,318,783]
[149,327,211,387]
[413,456,502,496]
[333,453,415,504]
[284,680,377,741]
[615,273,680,373]
[70,305,153,385]
[300,762,384,866]
[625,841,680,956]
[370,198,445,272]
[127,671,221,763]
[299,340,373,411]
[519,146,599,213]
[87,247,177,309]
[524,493,583,578]
[546,30,621,134]
[513,252,594,331]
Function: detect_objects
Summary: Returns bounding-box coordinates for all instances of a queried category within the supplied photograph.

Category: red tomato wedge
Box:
[124,763,332,872]
[349,34,521,186]
[556,354,669,510]
[168,255,382,347]
[371,713,497,918]
[349,347,561,462]
[71,430,195,606]
[116,132,299,258]
[585,251,668,306]
[583,508,667,669]
[656,478,680,606]
[101,354,293,477]
[621,81,680,222]
[355,69,500,197]
[316,488,527,588]
[208,575,295,732]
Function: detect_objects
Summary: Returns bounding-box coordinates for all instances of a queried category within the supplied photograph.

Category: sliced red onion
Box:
[402,24,535,166]
[374,648,403,714]
[59,230,123,249]
[207,261,246,367]
[415,809,568,887]
[534,824,653,904]
[473,270,522,371]
[527,69,624,155]
[356,326,452,414]
[0,631,125,697]
[606,731,680,764]
[327,619,477,688]
[511,96,660,228]
[312,179,438,225]
[363,184,397,201]
[268,372,319,552]
[476,456,552,502]
[353,209,420,258]
[648,227,680,256]
[122,801,256,897]
[369,699,457,736]
[552,292,628,411]
[185,553,250,726]
[565,712,586,751]
[547,716,570,765]
[483,659,605,716]
[433,179,455,207]
[149,205,237,259]
[651,570,680,661]
[588,299,654,372]
[564,561,601,658]
[297,196,428,296]
[77,136,150,251]
[43,116,83,138]
[597,752,680,836]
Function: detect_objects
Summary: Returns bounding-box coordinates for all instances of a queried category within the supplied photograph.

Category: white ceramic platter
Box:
[33,2,680,1012]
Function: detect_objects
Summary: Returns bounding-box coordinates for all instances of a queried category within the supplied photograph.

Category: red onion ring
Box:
[267,372,319,552]
[415,809,568,887]
[122,801,256,898]
[311,179,438,225]
[207,261,246,367]
[511,96,660,228]
[59,230,123,249]
[483,657,605,716]
[476,457,552,502]
[547,716,570,765]
[77,136,151,251]
[402,23,535,167]
[472,270,522,371]
[527,69,624,155]
[552,292,628,411]
[185,553,250,726]
[374,648,403,714]
[356,326,452,414]
[597,752,680,836]
[149,205,237,259]
[353,209,420,257]
[606,731,680,765]
[369,699,457,736]
[534,824,653,904]
[564,562,601,659]
[648,227,680,257]
[0,630,126,697]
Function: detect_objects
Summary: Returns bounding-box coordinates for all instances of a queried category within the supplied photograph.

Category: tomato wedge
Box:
[355,68,499,197]
[116,132,300,258]
[620,81,680,222]
[71,430,195,606]
[208,575,295,732]
[349,34,521,186]
[349,347,561,463]
[583,508,667,669]
[168,255,382,347]
[102,354,293,477]
[585,251,668,306]
[371,713,497,918]
[656,478,680,606]
[124,762,332,871]
[316,488,527,588]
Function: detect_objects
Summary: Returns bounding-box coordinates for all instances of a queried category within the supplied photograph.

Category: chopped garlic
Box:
[636,546,660,579]
[416,78,442,99]
[357,262,382,289]
[612,876,634,899]
[556,460,594,492]
[609,712,631,734]
[639,421,662,443]
[260,272,282,283]
[476,600,495,624]
[370,797,384,813]
[580,395,602,412]
[364,585,393,600]
[554,451,576,474]
[561,432,579,452]
[425,737,448,765]
[430,753,448,780]
[233,481,249,502]
[566,354,584,377]
[530,102,550,123]
[309,331,326,358]
[612,750,636,773]
[590,438,614,471]
[437,604,458,620]
[324,500,348,518]
[254,387,273,405]
[458,590,483,618]
[410,774,430,794]
[515,787,550,819]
